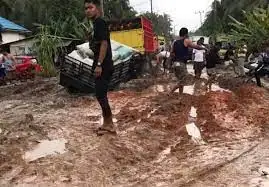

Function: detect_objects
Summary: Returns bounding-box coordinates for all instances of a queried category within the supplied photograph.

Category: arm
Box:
[185,39,206,50]
[156,53,161,64]
[248,54,254,63]
[98,40,108,64]
[11,55,17,65]
[255,55,264,71]
[192,50,195,61]
[170,41,175,58]
[94,19,110,77]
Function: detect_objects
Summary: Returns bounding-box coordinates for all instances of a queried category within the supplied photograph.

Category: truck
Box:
[108,17,157,73]
[108,17,155,54]
[60,40,141,93]
[59,17,156,93]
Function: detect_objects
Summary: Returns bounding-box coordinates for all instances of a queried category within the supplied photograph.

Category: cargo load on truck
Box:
[59,40,142,93]
[108,17,156,74]
[108,17,155,54]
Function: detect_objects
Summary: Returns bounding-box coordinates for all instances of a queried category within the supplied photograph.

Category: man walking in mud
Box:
[85,0,116,135]
[205,42,221,90]
[170,28,206,94]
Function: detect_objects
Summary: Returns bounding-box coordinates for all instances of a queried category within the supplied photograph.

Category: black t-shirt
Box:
[224,48,234,61]
[172,39,189,63]
[206,46,220,69]
[89,17,113,70]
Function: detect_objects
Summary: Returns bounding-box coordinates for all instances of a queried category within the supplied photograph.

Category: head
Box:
[199,37,205,45]
[215,42,221,51]
[179,28,188,38]
[253,49,259,57]
[165,44,171,51]
[228,43,233,49]
[84,0,101,20]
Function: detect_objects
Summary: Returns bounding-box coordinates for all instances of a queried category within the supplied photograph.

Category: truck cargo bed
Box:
[60,55,133,93]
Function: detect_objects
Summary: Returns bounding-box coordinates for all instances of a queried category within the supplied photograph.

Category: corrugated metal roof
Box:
[0,16,30,33]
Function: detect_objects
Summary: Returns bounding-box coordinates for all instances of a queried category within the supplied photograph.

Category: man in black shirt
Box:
[205,42,221,90]
[85,0,115,135]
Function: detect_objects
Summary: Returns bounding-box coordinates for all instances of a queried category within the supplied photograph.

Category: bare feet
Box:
[97,117,116,136]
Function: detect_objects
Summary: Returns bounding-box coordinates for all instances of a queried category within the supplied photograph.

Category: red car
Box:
[4,56,42,81]
[14,56,42,80]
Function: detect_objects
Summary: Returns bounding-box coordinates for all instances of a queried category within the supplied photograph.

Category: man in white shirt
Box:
[192,38,206,78]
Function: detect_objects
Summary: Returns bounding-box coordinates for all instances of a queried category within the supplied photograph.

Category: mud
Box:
[1,68,269,186]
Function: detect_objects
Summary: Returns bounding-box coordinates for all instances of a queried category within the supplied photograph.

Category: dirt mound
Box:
[2,74,269,186]
[217,76,251,91]
[195,85,269,141]
[234,85,265,104]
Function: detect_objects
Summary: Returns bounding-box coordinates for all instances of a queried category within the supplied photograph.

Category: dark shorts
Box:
[194,61,205,73]
[0,68,6,78]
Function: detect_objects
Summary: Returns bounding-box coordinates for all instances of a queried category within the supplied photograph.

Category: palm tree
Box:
[200,0,268,35]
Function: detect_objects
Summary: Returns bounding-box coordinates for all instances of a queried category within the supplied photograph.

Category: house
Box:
[0,16,31,44]
[0,36,81,57]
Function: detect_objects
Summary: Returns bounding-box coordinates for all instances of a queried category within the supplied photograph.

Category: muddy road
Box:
[1,67,269,186]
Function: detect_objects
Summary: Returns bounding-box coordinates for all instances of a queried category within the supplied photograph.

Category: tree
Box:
[0,0,137,32]
[229,7,269,52]
[0,0,11,17]
[104,0,137,20]
[199,0,268,36]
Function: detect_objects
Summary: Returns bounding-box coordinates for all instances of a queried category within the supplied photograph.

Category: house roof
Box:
[0,16,30,33]
[0,35,81,47]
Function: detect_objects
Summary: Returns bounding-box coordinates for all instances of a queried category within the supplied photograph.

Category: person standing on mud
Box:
[85,0,115,135]
[205,42,221,90]
[254,47,269,87]
[156,45,171,74]
[170,28,206,94]
[192,37,206,79]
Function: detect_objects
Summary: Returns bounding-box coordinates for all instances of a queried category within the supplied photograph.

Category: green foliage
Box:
[0,0,137,32]
[0,0,11,17]
[104,0,137,20]
[47,16,93,40]
[199,0,268,36]
[35,25,62,77]
[229,7,269,52]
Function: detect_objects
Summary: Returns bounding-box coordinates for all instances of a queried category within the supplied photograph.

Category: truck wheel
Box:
[141,55,153,75]
[67,86,79,94]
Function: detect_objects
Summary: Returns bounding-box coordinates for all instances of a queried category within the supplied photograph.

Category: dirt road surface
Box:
[1,67,269,186]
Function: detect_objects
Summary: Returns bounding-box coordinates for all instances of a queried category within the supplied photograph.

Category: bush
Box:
[229,6,269,52]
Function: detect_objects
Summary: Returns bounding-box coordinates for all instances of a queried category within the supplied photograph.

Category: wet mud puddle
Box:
[23,139,67,162]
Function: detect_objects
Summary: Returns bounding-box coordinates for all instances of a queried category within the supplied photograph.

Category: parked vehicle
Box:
[108,17,157,73]
[108,17,155,54]
[2,56,42,83]
[14,56,42,80]
[60,41,142,93]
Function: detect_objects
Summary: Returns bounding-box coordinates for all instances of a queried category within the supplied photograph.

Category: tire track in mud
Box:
[179,143,260,187]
